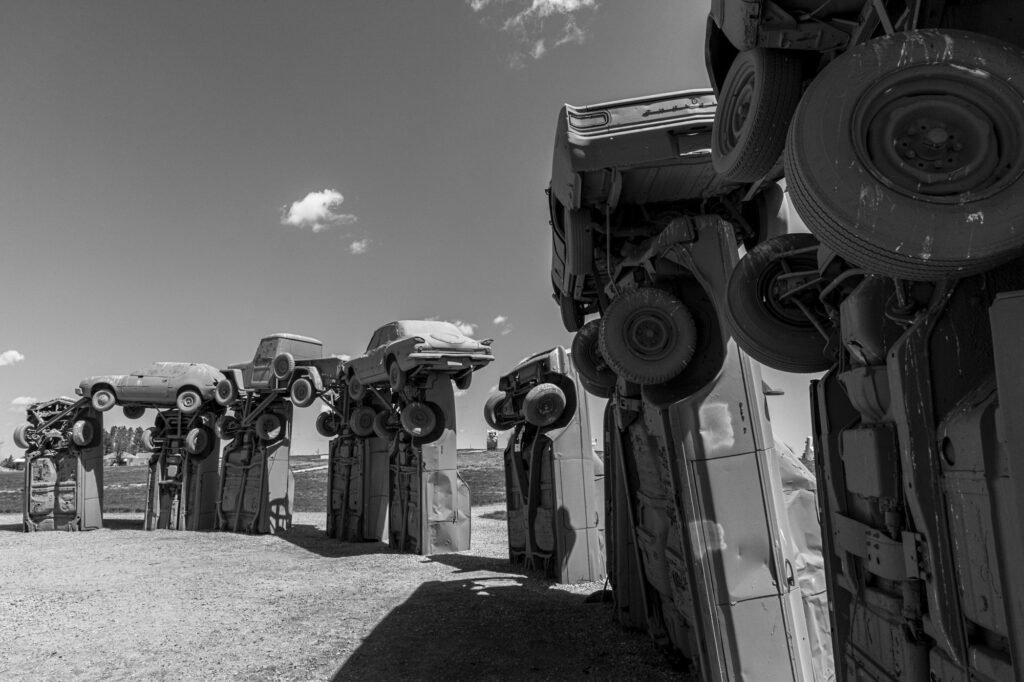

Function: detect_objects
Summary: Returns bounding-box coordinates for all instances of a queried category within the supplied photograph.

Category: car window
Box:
[253,339,277,367]
[281,339,322,360]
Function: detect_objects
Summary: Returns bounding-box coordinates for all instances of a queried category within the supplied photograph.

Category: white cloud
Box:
[10,396,37,412]
[349,238,370,255]
[467,0,596,63]
[281,189,357,233]
[453,320,477,336]
[454,389,469,399]
[493,315,508,325]
[501,328,512,335]
[0,350,25,367]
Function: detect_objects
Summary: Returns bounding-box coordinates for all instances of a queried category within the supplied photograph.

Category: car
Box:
[77,362,226,416]
[219,333,344,409]
[345,320,494,398]
[705,1,1024,280]
[547,88,787,332]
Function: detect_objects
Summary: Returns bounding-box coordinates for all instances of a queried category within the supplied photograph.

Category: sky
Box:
[0,0,815,457]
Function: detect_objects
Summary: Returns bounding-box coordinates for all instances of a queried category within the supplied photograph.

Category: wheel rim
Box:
[855,64,1024,201]
[622,309,675,362]
[757,250,822,330]
[716,59,755,157]
[403,404,436,434]
[179,393,198,410]
[293,380,311,404]
[94,391,115,410]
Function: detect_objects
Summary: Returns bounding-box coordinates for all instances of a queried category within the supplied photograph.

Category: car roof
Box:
[261,333,322,345]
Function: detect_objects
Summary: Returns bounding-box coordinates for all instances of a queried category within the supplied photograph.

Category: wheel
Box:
[141,427,158,452]
[176,389,202,414]
[712,48,803,182]
[254,413,283,441]
[289,376,316,408]
[213,415,240,440]
[401,402,446,445]
[348,375,367,401]
[599,288,697,385]
[13,423,32,450]
[578,373,613,400]
[725,234,832,373]
[523,383,567,428]
[559,294,584,333]
[91,388,116,412]
[315,411,343,439]
[122,405,146,420]
[388,360,406,392]
[71,419,99,448]
[215,380,237,406]
[786,29,1024,280]
[483,392,514,431]
[454,371,472,391]
[272,352,296,381]
[373,410,397,440]
[349,406,376,438]
[571,319,617,391]
[185,426,215,458]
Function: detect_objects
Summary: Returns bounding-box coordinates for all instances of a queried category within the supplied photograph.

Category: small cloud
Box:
[331,353,352,362]
[453,320,477,336]
[500,328,512,335]
[487,384,499,393]
[281,189,357,233]
[349,238,370,255]
[470,0,596,64]
[529,39,546,59]
[454,389,469,399]
[10,396,37,412]
[553,13,586,47]
[493,315,508,325]
[0,350,25,367]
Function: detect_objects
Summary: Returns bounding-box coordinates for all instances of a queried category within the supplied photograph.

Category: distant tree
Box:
[127,426,143,457]
[103,428,115,455]
[1,454,14,469]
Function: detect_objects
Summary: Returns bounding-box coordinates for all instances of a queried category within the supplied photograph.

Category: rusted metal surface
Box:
[17,398,104,532]
[326,430,390,543]
[144,409,220,532]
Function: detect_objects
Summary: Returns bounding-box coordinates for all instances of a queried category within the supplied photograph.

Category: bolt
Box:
[905,150,917,159]
[953,142,963,151]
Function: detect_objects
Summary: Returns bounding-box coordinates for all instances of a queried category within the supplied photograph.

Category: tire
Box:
[599,288,697,385]
[289,376,316,408]
[176,389,202,414]
[122,405,146,420]
[141,427,158,452]
[214,415,240,441]
[483,392,514,431]
[315,411,343,439]
[571,319,617,391]
[185,426,215,458]
[388,360,406,392]
[579,373,613,400]
[401,402,446,445]
[91,388,116,412]
[523,383,567,428]
[454,371,472,391]
[71,419,99,448]
[349,406,376,438]
[215,380,237,406]
[348,375,367,401]
[13,423,32,450]
[272,352,296,381]
[725,233,833,373]
[712,48,804,182]
[786,29,1024,280]
[254,413,283,441]
[559,294,584,333]
[373,410,397,440]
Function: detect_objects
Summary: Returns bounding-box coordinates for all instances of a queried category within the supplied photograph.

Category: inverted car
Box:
[77,362,226,415]
[345,320,494,397]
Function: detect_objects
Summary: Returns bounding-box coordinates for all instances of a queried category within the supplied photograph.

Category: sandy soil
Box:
[0,506,687,681]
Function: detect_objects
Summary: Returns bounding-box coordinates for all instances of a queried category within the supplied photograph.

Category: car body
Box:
[77,362,225,407]
[548,88,784,329]
[346,320,493,388]
[225,333,344,394]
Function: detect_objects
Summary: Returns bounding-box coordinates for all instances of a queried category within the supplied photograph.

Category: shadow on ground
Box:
[331,577,673,680]
[277,523,394,559]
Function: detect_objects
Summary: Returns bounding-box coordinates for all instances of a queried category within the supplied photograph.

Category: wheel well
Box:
[93,382,115,396]
[177,385,200,397]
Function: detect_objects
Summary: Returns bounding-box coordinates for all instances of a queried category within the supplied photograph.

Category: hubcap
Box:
[624,309,674,361]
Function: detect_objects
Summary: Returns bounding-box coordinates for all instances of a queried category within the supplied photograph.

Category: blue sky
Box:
[0,0,814,455]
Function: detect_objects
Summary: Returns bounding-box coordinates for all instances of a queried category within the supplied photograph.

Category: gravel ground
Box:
[0,506,687,681]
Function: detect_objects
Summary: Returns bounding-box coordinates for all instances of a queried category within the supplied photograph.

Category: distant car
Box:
[345,320,494,397]
[220,333,344,409]
[77,362,226,415]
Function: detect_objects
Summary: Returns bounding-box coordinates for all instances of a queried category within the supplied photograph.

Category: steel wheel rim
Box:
[717,61,756,155]
[622,308,675,362]
[854,65,1024,202]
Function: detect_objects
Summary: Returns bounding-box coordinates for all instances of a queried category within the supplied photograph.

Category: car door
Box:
[122,367,158,401]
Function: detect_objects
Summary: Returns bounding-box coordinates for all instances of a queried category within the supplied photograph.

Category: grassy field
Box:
[0,450,507,515]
